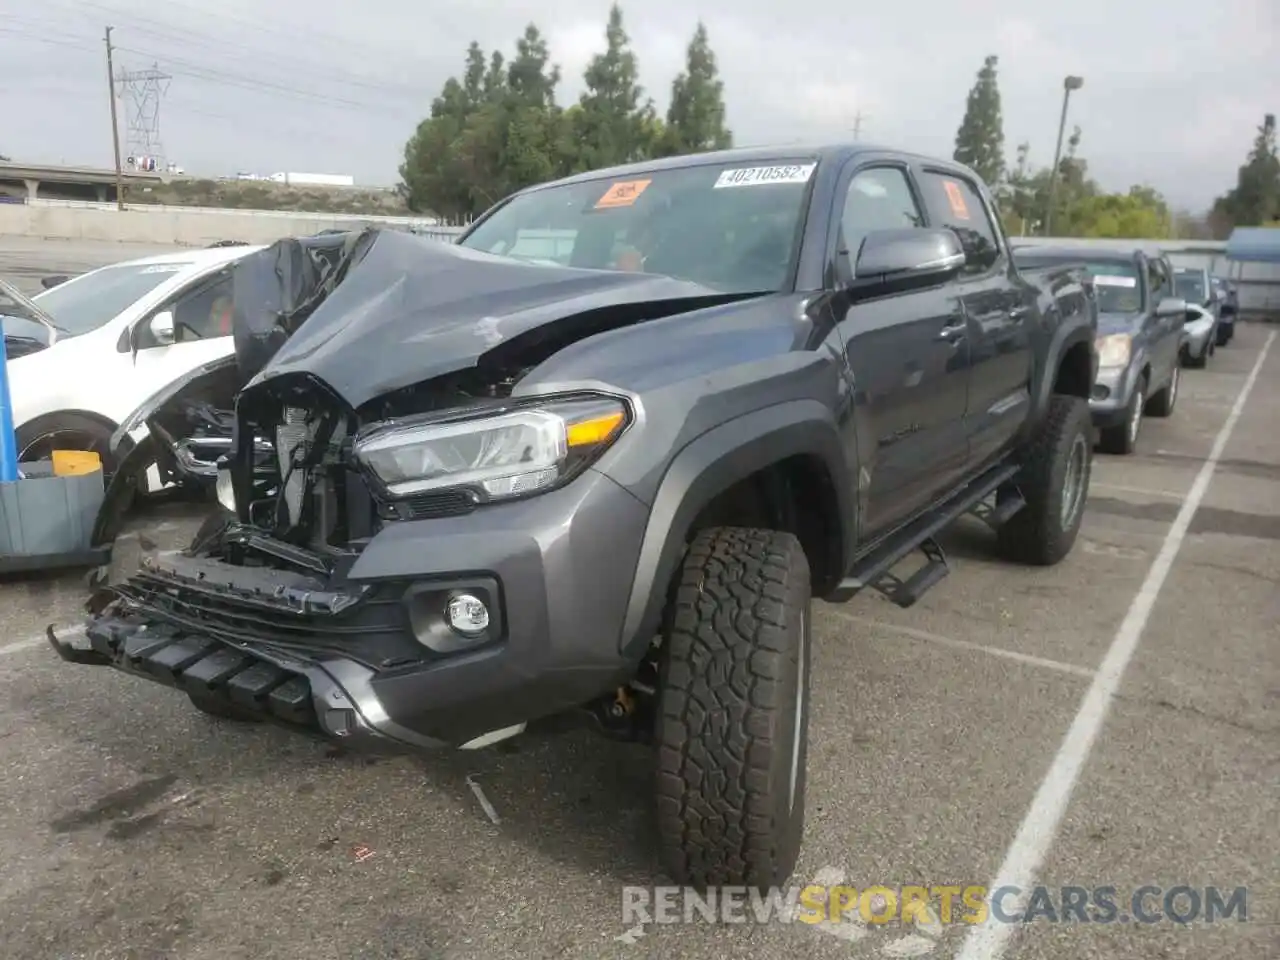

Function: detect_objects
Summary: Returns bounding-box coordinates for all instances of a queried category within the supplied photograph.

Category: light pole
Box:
[1044,74,1083,236]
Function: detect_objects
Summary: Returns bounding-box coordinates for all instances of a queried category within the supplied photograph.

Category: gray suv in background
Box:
[1013,245,1185,455]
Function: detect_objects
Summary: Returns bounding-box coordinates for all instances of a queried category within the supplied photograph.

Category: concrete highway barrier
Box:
[0,202,463,247]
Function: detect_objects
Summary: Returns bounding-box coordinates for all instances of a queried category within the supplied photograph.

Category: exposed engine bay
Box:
[98,225,750,568]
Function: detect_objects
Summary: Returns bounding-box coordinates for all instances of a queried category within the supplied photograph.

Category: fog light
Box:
[446,593,490,635]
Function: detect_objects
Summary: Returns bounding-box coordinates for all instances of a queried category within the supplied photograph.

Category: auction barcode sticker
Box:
[714,163,817,189]
[1092,274,1137,287]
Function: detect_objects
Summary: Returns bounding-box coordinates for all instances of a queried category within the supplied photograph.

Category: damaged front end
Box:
[56,226,741,752]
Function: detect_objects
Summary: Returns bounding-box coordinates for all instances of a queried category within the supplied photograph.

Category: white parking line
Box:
[825,610,1096,679]
[955,328,1277,960]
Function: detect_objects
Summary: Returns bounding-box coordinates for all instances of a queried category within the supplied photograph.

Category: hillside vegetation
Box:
[127,177,413,216]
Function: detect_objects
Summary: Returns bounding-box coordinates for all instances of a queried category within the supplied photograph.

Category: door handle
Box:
[937,319,966,342]
[1009,306,1029,320]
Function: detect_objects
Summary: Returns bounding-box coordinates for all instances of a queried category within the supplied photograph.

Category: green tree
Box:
[1071,187,1172,239]
[572,4,653,171]
[399,26,571,219]
[1211,113,1280,231]
[998,140,1039,235]
[507,24,560,107]
[399,72,475,219]
[661,22,732,156]
[952,55,1005,186]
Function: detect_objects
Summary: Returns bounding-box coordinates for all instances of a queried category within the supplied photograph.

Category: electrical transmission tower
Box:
[115,63,171,169]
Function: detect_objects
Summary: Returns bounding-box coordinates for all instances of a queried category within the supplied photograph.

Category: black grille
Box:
[398,489,477,520]
[114,565,428,670]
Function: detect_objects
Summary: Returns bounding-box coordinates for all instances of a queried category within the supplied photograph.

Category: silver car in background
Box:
[1179,301,1218,368]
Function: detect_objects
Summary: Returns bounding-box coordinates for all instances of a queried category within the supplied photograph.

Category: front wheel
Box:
[997,394,1093,566]
[1146,365,1179,418]
[15,412,117,479]
[654,526,812,890]
[1098,374,1146,456]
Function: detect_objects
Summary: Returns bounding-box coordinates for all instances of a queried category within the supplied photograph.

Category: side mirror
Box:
[1155,296,1188,319]
[41,275,69,289]
[147,310,175,345]
[845,227,966,300]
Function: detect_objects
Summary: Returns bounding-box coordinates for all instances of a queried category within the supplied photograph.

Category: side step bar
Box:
[830,462,1023,608]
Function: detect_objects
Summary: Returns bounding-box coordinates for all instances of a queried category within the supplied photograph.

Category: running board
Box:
[830,462,1020,607]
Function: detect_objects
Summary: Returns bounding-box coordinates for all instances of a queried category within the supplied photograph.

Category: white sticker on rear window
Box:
[713,164,816,189]
[1092,274,1136,288]
[140,264,186,274]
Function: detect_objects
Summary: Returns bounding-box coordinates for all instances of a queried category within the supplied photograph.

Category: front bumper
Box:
[53,467,652,752]
[1088,363,1139,429]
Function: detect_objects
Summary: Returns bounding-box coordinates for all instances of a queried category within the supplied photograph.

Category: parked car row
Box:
[1010,243,1238,457]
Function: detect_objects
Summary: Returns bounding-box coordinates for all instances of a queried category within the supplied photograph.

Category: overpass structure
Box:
[0,161,165,203]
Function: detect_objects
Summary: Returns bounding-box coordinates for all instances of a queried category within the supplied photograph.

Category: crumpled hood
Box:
[232,228,746,410]
[1097,311,1143,335]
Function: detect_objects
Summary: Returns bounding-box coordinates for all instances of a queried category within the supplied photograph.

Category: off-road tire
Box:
[1098,373,1146,455]
[654,526,812,891]
[997,394,1092,566]
[188,690,261,722]
[1145,364,1178,418]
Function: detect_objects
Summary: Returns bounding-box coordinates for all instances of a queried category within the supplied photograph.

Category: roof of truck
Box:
[518,142,983,193]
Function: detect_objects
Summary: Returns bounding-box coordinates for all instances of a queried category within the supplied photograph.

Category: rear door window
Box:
[916,172,1001,274]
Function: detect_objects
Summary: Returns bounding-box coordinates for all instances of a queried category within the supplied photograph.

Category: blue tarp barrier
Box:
[1225,227,1280,263]
[0,332,17,481]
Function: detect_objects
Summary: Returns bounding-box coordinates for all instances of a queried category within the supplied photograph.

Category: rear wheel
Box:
[997,394,1092,566]
[1183,342,1208,369]
[654,526,811,890]
[1215,324,1231,346]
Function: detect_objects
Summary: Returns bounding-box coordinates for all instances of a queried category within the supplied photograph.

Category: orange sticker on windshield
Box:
[942,180,970,220]
[594,179,651,209]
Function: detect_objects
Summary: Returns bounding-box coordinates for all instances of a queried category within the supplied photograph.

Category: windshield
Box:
[459,158,818,293]
[0,281,54,344]
[32,261,191,337]
[1017,256,1143,313]
[1174,271,1207,304]
[0,282,44,326]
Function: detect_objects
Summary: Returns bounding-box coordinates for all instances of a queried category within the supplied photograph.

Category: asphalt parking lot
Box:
[1,239,1277,960]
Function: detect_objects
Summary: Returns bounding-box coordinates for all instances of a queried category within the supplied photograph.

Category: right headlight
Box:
[353,394,630,501]
[1095,333,1132,370]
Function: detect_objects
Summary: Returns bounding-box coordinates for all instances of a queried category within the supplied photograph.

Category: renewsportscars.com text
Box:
[621,884,1249,926]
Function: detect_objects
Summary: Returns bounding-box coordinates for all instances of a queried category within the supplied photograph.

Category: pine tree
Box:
[661,22,732,156]
[573,4,651,170]
[952,55,1005,186]
[1211,113,1280,229]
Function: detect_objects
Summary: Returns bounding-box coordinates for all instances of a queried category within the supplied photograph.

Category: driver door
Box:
[126,267,237,412]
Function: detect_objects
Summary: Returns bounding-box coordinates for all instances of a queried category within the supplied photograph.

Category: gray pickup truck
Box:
[53,143,1098,890]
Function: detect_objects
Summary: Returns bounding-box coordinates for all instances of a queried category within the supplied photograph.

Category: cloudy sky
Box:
[3,0,1276,211]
